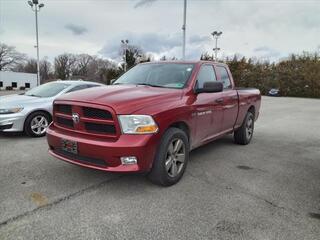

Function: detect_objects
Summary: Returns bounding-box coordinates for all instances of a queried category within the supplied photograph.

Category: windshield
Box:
[114,63,195,89]
[25,82,70,98]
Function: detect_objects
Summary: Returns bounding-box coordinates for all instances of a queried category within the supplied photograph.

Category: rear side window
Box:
[197,65,217,88]
[216,66,232,89]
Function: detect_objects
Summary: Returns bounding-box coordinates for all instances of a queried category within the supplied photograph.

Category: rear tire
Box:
[24,111,51,137]
[234,111,254,145]
[148,128,189,186]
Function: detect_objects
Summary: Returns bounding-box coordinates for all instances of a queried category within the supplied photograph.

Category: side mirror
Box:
[195,81,223,94]
[110,79,116,85]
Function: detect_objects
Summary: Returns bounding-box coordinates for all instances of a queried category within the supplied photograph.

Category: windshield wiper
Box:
[136,83,166,88]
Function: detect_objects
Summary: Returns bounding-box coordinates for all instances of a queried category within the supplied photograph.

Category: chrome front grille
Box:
[83,107,113,120]
[54,103,118,138]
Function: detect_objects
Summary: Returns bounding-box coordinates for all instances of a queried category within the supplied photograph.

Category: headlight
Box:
[118,115,158,134]
[0,108,24,114]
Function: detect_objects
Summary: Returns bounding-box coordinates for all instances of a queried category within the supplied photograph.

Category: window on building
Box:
[25,83,30,88]
[12,82,17,88]
[0,81,3,88]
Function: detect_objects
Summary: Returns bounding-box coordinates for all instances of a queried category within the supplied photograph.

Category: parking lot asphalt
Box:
[0,96,319,240]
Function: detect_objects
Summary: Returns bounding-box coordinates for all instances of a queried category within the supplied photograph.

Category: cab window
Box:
[196,65,217,88]
[216,66,232,89]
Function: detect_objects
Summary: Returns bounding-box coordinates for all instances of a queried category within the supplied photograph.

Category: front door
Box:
[193,64,224,145]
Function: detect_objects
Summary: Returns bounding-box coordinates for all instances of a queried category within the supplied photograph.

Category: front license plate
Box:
[61,139,78,154]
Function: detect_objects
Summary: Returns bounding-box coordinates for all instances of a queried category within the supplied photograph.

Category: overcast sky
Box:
[0,0,319,62]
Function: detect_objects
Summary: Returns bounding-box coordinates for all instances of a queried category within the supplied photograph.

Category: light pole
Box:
[211,31,222,61]
[28,0,44,86]
[182,0,187,60]
[121,39,129,72]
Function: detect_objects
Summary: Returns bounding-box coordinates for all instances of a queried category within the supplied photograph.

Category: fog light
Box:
[120,156,137,165]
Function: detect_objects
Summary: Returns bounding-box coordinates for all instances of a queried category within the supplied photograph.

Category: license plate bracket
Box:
[61,139,78,154]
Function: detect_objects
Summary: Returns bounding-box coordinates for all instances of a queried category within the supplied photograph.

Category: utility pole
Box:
[121,40,129,72]
[182,0,187,60]
[211,31,222,61]
[28,0,44,86]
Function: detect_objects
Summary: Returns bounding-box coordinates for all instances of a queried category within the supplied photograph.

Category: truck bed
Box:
[235,88,261,128]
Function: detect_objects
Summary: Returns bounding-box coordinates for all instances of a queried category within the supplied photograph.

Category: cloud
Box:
[99,32,181,59]
[254,46,281,59]
[65,24,88,35]
[2,0,319,62]
[99,32,211,61]
[134,0,157,8]
[189,35,211,45]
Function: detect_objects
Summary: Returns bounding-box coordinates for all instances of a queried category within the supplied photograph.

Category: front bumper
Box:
[46,123,161,173]
[0,113,26,132]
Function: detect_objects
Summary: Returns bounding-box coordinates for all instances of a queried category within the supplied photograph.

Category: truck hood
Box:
[56,85,183,114]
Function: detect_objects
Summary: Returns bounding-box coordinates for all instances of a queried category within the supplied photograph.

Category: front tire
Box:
[234,111,254,145]
[24,112,51,137]
[148,128,189,186]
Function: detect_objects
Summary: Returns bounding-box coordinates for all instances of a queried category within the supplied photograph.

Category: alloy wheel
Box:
[31,115,48,136]
[165,138,186,178]
[246,115,254,140]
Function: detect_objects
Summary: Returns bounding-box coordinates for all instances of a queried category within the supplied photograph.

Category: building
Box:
[0,71,37,90]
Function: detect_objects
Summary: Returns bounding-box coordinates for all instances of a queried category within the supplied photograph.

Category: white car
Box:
[0,80,103,137]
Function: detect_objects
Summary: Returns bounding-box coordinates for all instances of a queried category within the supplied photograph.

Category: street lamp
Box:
[27,0,44,86]
[211,31,222,61]
[121,39,129,72]
[182,0,187,60]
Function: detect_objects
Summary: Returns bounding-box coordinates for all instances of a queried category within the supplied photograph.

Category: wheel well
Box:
[169,122,190,140]
[248,106,255,117]
[24,110,52,127]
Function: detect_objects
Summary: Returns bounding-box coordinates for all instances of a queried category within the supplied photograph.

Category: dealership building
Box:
[0,71,37,90]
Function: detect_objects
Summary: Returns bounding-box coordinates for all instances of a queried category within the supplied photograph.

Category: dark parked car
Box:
[268,88,280,96]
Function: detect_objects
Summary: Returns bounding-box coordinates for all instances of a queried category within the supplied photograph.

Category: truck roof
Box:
[140,60,227,66]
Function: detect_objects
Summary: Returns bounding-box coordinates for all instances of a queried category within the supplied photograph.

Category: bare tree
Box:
[87,58,120,84]
[13,59,37,73]
[72,54,94,78]
[0,43,26,70]
[119,43,144,70]
[24,59,38,73]
[138,54,153,63]
[54,53,76,80]
[160,56,167,61]
[14,57,52,83]
[40,58,52,82]
[200,52,214,61]
[125,45,144,69]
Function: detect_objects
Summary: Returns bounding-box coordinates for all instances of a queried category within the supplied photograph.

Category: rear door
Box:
[193,64,224,144]
[215,65,239,132]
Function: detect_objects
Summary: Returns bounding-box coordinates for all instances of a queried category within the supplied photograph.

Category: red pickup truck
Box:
[47,61,261,186]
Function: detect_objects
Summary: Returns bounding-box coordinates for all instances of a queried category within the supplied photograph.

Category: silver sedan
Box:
[0,80,103,137]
